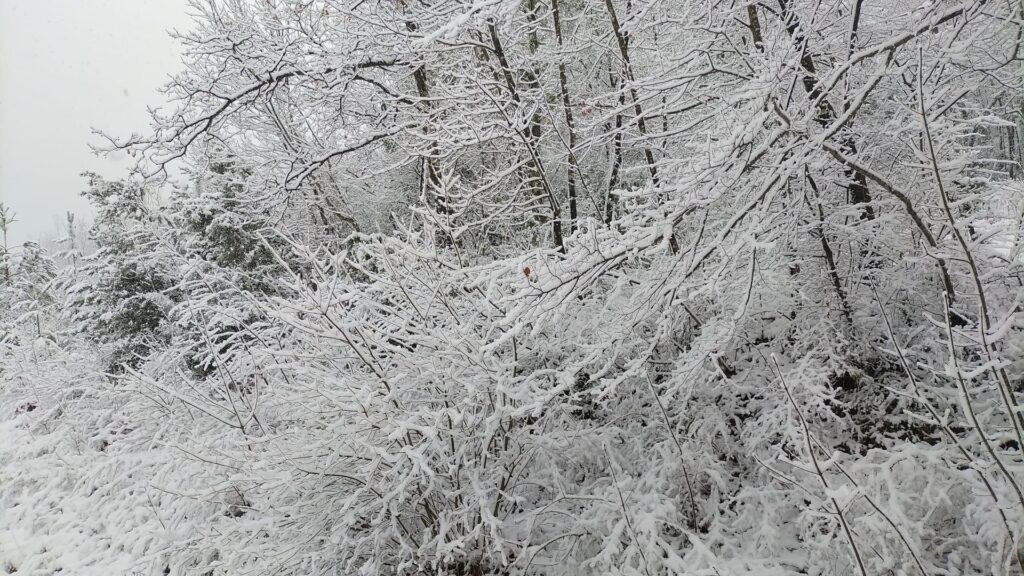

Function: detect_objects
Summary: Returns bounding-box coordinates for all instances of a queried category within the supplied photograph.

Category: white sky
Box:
[0,0,193,245]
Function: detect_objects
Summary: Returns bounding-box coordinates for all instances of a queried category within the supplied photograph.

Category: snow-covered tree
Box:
[4,0,1024,574]
[63,173,179,370]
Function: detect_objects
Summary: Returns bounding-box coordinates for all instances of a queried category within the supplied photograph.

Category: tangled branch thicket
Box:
[3,0,1024,574]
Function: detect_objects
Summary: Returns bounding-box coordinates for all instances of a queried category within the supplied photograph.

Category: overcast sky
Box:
[0,0,194,245]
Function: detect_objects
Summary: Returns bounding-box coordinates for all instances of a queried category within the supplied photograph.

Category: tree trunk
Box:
[488,20,565,251]
[603,0,659,187]
[777,0,874,219]
[551,0,580,231]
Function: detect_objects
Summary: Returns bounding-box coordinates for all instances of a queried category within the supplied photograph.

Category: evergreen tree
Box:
[66,173,178,370]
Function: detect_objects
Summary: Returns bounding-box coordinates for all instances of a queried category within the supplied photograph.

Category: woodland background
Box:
[3,0,1024,574]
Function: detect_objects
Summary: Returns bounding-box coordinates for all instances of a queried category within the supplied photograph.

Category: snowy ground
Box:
[0,347,158,576]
